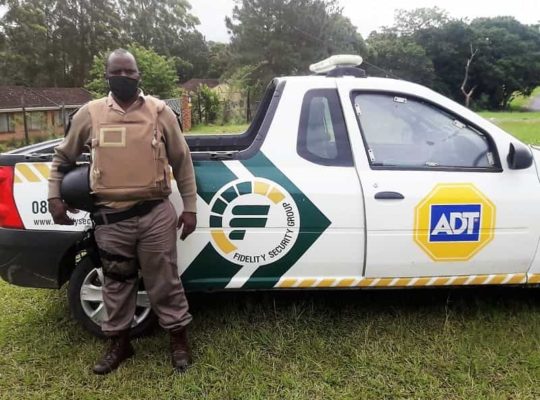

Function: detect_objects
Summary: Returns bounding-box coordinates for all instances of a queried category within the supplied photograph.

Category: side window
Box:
[0,113,15,133]
[28,111,46,131]
[353,93,498,170]
[298,89,353,166]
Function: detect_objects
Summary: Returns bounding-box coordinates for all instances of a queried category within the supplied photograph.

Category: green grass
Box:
[479,111,540,145]
[1,280,539,399]
[509,87,540,111]
[189,123,249,135]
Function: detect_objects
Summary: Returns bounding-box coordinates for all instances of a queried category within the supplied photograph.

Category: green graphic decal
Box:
[183,153,331,290]
[181,243,242,290]
[181,161,241,289]
[240,152,331,289]
[193,161,237,204]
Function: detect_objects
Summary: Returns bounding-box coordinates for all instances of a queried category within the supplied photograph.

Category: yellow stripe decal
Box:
[487,275,507,285]
[254,181,270,196]
[210,230,237,254]
[432,277,451,286]
[452,276,469,286]
[469,276,487,285]
[357,278,374,287]
[278,278,298,288]
[393,278,412,287]
[376,278,395,287]
[413,277,432,287]
[337,278,355,287]
[14,175,22,183]
[297,278,317,288]
[318,278,336,287]
[34,163,51,180]
[277,273,535,289]
[508,274,526,284]
[267,187,286,204]
[17,164,40,182]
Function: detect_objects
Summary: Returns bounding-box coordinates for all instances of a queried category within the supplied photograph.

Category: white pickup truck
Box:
[1,56,539,337]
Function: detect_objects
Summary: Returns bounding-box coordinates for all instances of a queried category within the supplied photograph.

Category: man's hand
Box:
[177,211,196,240]
[48,198,74,225]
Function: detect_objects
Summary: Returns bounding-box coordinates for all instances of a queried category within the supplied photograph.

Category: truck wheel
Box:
[67,255,156,338]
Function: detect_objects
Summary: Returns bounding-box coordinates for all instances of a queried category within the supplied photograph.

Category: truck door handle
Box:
[374,191,404,200]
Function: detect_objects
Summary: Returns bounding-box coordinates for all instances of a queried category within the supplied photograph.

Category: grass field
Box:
[509,87,540,111]
[1,282,539,399]
[189,123,249,134]
[479,111,540,145]
[1,113,539,399]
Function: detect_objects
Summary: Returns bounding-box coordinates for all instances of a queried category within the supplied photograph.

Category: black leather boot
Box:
[169,326,192,372]
[92,330,134,375]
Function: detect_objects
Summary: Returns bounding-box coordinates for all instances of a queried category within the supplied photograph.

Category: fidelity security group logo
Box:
[414,183,496,261]
[209,178,300,266]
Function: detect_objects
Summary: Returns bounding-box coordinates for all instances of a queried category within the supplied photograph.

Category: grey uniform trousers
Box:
[94,199,192,335]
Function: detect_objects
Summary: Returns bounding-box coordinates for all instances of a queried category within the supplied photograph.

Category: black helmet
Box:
[60,164,94,212]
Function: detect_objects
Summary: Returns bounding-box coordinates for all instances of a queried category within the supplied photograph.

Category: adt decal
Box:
[429,204,481,242]
[414,184,495,261]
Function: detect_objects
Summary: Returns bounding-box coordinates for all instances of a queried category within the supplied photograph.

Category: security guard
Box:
[48,49,197,375]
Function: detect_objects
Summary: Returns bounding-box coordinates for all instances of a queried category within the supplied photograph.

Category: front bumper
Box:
[0,228,85,289]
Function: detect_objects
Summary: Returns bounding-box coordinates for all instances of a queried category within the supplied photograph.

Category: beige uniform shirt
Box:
[48,92,197,213]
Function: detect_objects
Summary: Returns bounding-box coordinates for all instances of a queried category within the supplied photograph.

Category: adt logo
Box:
[429,204,481,242]
[414,184,495,261]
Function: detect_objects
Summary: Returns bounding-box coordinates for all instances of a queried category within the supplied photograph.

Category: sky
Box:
[190,0,540,42]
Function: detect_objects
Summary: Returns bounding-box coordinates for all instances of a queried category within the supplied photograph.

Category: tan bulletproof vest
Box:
[87,96,172,202]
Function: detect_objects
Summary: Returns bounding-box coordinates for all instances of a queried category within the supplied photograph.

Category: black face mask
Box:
[108,76,139,102]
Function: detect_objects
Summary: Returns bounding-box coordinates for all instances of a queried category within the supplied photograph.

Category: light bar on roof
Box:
[309,55,364,74]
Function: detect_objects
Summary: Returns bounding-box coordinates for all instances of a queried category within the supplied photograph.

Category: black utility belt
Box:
[91,200,163,225]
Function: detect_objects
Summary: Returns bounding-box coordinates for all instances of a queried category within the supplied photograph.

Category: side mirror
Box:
[507,143,533,170]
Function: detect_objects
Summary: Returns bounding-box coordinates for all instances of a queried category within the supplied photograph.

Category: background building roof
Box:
[180,79,220,92]
[0,86,92,109]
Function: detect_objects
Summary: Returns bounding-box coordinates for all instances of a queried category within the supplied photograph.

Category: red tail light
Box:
[0,166,24,229]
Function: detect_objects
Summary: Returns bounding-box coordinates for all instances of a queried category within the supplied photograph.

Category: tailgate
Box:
[13,162,92,231]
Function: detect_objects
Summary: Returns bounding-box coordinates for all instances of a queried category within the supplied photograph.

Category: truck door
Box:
[338,87,540,280]
[253,82,366,288]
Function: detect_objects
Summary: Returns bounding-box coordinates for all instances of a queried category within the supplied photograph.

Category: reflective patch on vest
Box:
[99,127,126,147]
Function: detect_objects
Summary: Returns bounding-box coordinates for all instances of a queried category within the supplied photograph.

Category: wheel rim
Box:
[79,267,151,328]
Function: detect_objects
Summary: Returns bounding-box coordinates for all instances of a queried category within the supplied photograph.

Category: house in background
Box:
[180,78,220,94]
[0,86,92,142]
[180,78,247,123]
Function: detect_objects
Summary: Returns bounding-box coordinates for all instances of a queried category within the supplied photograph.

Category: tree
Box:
[118,0,198,56]
[0,0,210,87]
[207,42,232,79]
[54,0,122,86]
[85,44,180,99]
[225,0,366,84]
[0,0,121,86]
[191,84,220,125]
[371,8,540,109]
[366,31,435,86]
[460,44,478,108]
[470,17,540,109]
[392,7,449,36]
[0,0,55,85]
[173,30,210,82]
[117,0,210,81]
[411,19,478,100]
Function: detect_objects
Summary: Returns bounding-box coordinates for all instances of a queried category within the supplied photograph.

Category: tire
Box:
[67,255,157,338]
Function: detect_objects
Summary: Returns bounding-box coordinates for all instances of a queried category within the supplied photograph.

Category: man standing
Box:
[48,49,197,375]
